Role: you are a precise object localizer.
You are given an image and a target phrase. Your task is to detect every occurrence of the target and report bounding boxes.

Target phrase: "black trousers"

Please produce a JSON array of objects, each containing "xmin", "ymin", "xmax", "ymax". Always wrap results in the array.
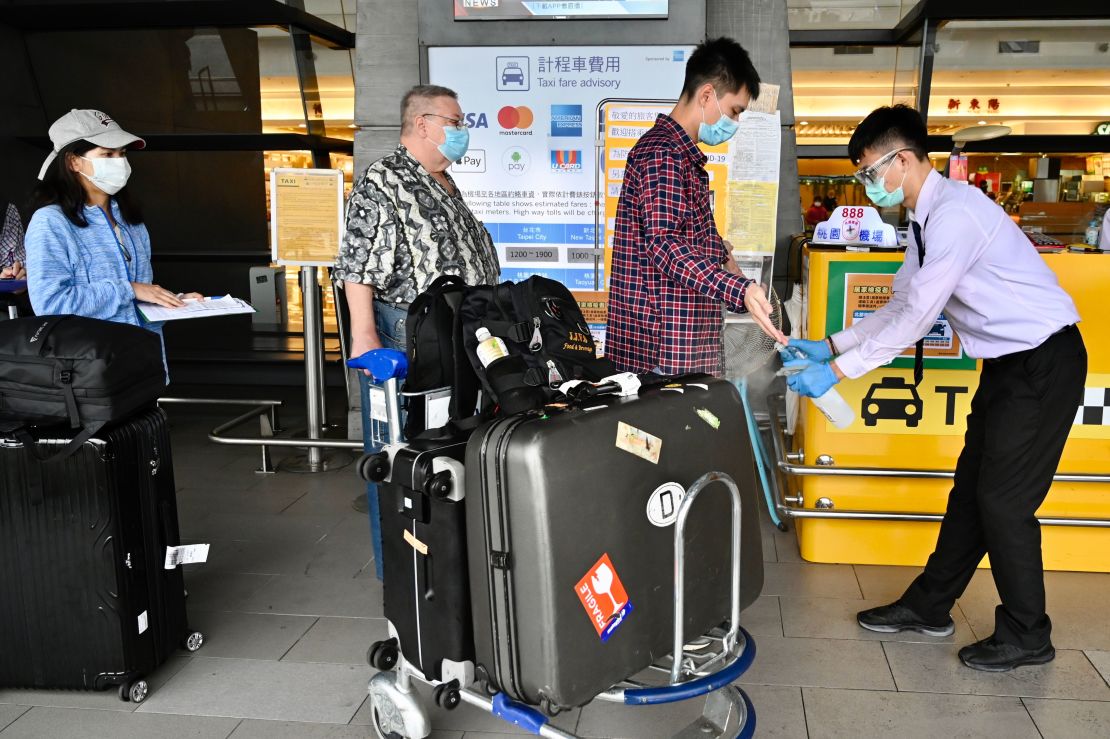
[{"xmin": 900, "ymin": 325, "xmax": 1087, "ymax": 649}]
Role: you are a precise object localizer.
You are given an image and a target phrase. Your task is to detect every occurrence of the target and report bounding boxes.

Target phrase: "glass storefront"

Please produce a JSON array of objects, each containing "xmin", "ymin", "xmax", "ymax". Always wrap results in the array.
[{"xmin": 789, "ymin": 12, "xmax": 1110, "ymax": 241}]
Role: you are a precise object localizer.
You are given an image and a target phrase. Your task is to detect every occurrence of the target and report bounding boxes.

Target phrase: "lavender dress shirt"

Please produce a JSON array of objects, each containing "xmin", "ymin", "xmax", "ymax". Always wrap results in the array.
[{"xmin": 832, "ymin": 169, "xmax": 1080, "ymax": 379}]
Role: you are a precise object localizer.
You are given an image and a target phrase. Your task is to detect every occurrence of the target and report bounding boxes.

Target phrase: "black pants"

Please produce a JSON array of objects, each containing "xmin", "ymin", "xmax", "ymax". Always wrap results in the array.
[{"xmin": 901, "ymin": 325, "xmax": 1087, "ymax": 649}]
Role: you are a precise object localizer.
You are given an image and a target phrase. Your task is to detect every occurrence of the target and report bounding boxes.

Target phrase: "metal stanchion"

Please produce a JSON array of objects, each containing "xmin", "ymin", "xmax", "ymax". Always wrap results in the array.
[
  {"xmin": 279, "ymin": 266, "xmax": 351, "ymax": 473},
  {"xmin": 316, "ymin": 269, "xmax": 329, "ymax": 430}
]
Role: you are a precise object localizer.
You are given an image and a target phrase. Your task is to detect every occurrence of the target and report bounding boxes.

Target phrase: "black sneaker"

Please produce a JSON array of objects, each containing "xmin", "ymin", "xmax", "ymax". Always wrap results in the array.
[
  {"xmin": 958, "ymin": 636, "xmax": 1055, "ymax": 672},
  {"xmin": 857, "ymin": 602, "xmax": 955, "ymax": 637}
]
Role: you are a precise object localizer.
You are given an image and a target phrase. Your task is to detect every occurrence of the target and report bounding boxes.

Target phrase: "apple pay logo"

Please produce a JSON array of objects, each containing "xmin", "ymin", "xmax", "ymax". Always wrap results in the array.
[{"xmin": 452, "ymin": 149, "xmax": 486, "ymax": 174}]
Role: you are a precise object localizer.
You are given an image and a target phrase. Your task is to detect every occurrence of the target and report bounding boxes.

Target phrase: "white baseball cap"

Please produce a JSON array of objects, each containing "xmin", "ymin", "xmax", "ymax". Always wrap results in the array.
[{"xmin": 37, "ymin": 109, "xmax": 146, "ymax": 180}]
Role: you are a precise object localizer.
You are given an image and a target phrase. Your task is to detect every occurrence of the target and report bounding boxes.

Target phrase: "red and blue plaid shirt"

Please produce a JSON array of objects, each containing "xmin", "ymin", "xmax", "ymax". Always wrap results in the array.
[{"xmin": 606, "ymin": 115, "xmax": 753, "ymax": 375}]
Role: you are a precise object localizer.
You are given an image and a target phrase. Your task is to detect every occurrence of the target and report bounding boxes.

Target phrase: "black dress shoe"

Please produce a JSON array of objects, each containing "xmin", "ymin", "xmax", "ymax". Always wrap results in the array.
[
  {"xmin": 958, "ymin": 636, "xmax": 1054, "ymax": 672},
  {"xmin": 857, "ymin": 602, "xmax": 955, "ymax": 637}
]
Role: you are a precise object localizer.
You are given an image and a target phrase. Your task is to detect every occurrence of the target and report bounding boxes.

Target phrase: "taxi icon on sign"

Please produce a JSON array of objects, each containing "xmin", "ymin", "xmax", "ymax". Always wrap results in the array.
[
  {"xmin": 862, "ymin": 376, "xmax": 924, "ymax": 428},
  {"xmin": 501, "ymin": 63, "xmax": 525, "ymax": 86}
]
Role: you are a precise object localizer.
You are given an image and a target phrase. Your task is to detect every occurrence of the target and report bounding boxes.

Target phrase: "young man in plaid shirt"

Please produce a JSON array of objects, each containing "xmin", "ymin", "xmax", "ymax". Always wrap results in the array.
[{"xmin": 607, "ymin": 38, "xmax": 784, "ymax": 375}]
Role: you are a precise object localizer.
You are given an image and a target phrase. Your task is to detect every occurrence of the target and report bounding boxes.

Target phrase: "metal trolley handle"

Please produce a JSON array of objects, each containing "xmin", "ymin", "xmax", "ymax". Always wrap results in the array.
[{"xmin": 600, "ymin": 471, "xmax": 755, "ymax": 706}]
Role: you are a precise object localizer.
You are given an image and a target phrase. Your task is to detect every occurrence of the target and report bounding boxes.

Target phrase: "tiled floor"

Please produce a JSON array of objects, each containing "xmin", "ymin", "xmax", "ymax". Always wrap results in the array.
[{"xmin": 2, "ymin": 400, "xmax": 1110, "ymax": 738}]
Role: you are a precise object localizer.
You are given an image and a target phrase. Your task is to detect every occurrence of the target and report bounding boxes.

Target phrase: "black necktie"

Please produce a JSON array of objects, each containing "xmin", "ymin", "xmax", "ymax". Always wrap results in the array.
[{"xmin": 910, "ymin": 220, "xmax": 926, "ymax": 387}]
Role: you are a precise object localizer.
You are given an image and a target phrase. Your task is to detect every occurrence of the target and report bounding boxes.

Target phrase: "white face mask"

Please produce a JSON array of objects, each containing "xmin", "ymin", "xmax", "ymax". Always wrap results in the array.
[{"xmin": 79, "ymin": 155, "xmax": 131, "ymax": 195}]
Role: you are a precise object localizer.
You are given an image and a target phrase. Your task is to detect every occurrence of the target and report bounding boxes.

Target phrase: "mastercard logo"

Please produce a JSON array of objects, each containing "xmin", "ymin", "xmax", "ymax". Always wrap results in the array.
[{"xmin": 497, "ymin": 105, "xmax": 534, "ymax": 130}]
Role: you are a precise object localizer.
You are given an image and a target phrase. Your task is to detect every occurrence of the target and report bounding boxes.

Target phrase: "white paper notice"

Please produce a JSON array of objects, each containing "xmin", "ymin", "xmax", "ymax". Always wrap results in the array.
[
  {"xmin": 137, "ymin": 610, "xmax": 149, "ymax": 635},
  {"xmin": 165, "ymin": 544, "xmax": 211, "ymax": 569},
  {"xmin": 729, "ymin": 111, "xmax": 781, "ymax": 183},
  {"xmin": 747, "ymin": 82, "xmax": 780, "ymax": 114},
  {"xmin": 137, "ymin": 295, "xmax": 255, "ymax": 323},
  {"xmin": 368, "ymin": 386, "xmax": 389, "ymax": 422}
]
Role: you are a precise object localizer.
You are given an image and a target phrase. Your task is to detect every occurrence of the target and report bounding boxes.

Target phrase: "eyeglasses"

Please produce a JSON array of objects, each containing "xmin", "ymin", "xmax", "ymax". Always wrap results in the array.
[
  {"xmin": 853, "ymin": 147, "xmax": 910, "ymax": 186},
  {"xmin": 422, "ymin": 113, "xmax": 467, "ymax": 131}
]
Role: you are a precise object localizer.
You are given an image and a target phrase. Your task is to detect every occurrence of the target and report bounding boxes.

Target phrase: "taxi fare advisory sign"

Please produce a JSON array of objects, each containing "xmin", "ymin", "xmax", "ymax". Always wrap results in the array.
[{"xmin": 270, "ymin": 168, "xmax": 344, "ymax": 267}]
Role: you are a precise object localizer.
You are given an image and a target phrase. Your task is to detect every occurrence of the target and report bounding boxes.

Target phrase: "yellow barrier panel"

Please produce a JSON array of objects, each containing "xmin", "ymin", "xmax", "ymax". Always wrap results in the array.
[{"xmin": 793, "ymin": 248, "xmax": 1110, "ymax": 571}]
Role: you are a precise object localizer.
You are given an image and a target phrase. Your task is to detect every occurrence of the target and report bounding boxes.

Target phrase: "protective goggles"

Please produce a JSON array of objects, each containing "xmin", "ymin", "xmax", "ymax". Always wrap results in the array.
[{"xmin": 853, "ymin": 147, "xmax": 910, "ymax": 186}]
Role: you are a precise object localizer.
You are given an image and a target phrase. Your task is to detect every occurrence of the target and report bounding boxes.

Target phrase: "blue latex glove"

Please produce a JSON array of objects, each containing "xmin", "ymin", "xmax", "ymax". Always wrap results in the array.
[
  {"xmin": 787, "ymin": 337, "xmax": 833, "ymax": 362},
  {"xmin": 786, "ymin": 361, "xmax": 838, "ymax": 398}
]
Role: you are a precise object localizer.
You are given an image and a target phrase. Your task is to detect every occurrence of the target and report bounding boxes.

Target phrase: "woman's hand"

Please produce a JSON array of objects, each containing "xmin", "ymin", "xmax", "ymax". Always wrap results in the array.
[
  {"xmin": 1, "ymin": 261, "xmax": 26, "ymax": 280},
  {"xmin": 132, "ymin": 282, "xmax": 185, "ymax": 307}
]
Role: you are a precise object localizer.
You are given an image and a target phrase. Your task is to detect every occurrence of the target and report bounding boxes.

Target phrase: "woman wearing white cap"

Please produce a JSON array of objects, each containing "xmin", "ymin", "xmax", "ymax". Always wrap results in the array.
[{"xmin": 24, "ymin": 109, "xmax": 199, "ymax": 368}]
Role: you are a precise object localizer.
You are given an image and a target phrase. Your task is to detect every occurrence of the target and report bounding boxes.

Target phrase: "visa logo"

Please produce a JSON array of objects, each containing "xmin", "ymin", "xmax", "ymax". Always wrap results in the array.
[{"xmin": 464, "ymin": 112, "xmax": 489, "ymax": 129}]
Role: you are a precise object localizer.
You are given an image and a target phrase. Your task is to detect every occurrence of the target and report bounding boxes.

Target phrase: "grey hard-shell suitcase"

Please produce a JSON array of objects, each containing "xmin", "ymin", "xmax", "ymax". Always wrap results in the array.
[
  {"xmin": 464, "ymin": 376, "xmax": 763, "ymax": 712},
  {"xmin": 0, "ymin": 407, "xmax": 201, "ymax": 702}
]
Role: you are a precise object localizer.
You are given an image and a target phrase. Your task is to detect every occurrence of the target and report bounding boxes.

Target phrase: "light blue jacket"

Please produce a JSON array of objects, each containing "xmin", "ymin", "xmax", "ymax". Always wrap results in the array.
[{"xmin": 25, "ymin": 200, "xmax": 166, "ymax": 364}]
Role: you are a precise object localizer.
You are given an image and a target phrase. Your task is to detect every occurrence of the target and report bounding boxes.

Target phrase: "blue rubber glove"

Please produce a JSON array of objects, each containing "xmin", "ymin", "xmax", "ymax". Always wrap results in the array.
[
  {"xmin": 787, "ymin": 337, "xmax": 833, "ymax": 362},
  {"xmin": 786, "ymin": 361, "xmax": 838, "ymax": 398}
]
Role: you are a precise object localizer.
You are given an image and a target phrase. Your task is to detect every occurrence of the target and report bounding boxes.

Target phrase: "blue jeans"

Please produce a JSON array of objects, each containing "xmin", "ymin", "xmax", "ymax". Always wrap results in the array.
[{"xmin": 358, "ymin": 300, "xmax": 408, "ymax": 580}]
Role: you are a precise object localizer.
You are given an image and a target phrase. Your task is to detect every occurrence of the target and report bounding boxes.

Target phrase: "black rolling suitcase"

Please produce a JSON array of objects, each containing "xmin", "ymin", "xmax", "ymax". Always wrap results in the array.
[
  {"xmin": 465, "ymin": 376, "xmax": 763, "ymax": 713},
  {"xmin": 369, "ymin": 430, "xmax": 475, "ymax": 684},
  {"xmin": 0, "ymin": 407, "xmax": 202, "ymax": 703}
]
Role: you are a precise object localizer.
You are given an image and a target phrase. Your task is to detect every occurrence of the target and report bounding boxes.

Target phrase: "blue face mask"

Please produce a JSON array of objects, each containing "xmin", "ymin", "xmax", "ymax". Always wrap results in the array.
[
  {"xmin": 865, "ymin": 162, "xmax": 907, "ymax": 208},
  {"xmin": 438, "ymin": 126, "xmax": 469, "ymax": 162},
  {"xmin": 697, "ymin": 90, "xmax": 739, "ymax": 147}
]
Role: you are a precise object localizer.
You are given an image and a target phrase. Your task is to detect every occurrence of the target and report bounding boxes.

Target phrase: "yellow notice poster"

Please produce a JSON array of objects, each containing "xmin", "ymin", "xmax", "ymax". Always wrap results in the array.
[
  {"xmin": 271, "ymin": 168, "xmax": 344, "ymax": 266},
  {"xmin": 843, "ymin": 272, "xmax": 964, "ymax": 359},
  {"xmin": 726, "ymin": 181, "xmax": 778, "ymax": 254}
]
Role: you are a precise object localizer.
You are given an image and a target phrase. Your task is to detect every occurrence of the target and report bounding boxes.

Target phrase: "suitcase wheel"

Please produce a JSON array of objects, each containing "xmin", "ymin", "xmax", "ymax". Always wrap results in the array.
[
  {"xmin": 358, "ymin": 452, "xmax": 391, "ymax": 482},
  {"xmin": 118, "ymin": 679, "xmax": 149, "ymax": 704},
  {"xmin": 433, "ymin": 681, "xmax": 461, "ymax": 711},
  {"xmin": 183, "ymin": 631, "xmax": 205, "ymax": 652},
  {"xmin": 367, "ymin": 638, "xmax": 399, "ymax": 671},
  {"xmin": 423, "ymin": 470, "xmax": 453, "ymax": 499}
]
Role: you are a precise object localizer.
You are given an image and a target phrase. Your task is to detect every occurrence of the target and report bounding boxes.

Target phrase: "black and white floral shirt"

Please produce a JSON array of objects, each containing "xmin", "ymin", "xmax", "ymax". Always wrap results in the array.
[
  {"xmin": 1, "ymin": 203, "xmax": 25, "ymax": 269},
  {"xmin": 334, "ymin": 145, "xmax": 500, "ymax": 304}
]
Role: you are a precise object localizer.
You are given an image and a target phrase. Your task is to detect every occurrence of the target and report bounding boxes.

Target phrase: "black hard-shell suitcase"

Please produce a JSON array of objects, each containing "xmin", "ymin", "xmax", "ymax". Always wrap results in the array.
[
  {"xmin": 465, "ymin": 376, "xmax": 763, "ymax": 712},
  {"xmin": 0, "ymin": 407, "xmax": 200, "ymax": 701},
  {"xmin": 375, "ymin": 432, "xmax": 475, "ymax": 682}
]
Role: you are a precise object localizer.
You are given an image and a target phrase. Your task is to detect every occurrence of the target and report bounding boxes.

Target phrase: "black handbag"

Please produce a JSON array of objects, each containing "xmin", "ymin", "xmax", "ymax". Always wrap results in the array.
[{"xmin": 0, "ymin": 315, "xmax": 166, "ymax": 458}]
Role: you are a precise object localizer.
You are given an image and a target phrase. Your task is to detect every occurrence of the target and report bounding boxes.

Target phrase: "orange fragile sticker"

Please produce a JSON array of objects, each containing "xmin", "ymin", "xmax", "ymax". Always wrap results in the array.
[{"xmin": 574, "ymin": 553, "xmax": 634, "ymax": 642}]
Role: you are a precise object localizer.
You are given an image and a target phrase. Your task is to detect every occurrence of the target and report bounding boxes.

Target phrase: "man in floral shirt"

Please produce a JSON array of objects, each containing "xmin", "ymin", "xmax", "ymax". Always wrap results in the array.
[{"xmin": 335, "ymin": 84, "xmax": 498, "ymax": 577}]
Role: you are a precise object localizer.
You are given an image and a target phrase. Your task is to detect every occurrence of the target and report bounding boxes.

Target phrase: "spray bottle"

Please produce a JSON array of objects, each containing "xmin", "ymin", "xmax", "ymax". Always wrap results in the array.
[{"xmin": 776, "ymin": 344, "xmax": 856, "ymax": 429}]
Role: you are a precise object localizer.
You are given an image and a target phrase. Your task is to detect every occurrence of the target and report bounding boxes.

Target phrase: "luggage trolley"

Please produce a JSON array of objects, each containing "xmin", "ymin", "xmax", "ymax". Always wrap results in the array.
[{"xmin": 353, "ymin": 350, "xmax": 757, "ymax": 739}]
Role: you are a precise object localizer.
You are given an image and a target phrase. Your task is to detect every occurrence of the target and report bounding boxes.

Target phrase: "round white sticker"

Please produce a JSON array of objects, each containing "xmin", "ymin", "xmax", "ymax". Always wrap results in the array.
[{"xmin": 646, "ymin": 482, "xmax": 686, "ymax": 527}]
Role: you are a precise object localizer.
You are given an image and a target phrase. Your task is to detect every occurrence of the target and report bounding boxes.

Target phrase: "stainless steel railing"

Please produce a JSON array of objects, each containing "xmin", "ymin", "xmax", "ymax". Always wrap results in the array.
[
  {"xmin": 158, "ymin": 396, "xmax": 361, "ymax": 474},
  {"xmin": 765, "ymin": 393, "xmax": 1110, "ymax": 528}
]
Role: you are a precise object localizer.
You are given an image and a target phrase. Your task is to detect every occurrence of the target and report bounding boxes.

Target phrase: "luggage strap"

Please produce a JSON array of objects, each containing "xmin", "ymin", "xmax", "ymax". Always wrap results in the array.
[
  {"xmin": 59, "ymin": 368, "xmax": 80, "ymax": 428},
  {"xmin": 13, "ymin": 421, "xmax": 105, "ymax": 466}
]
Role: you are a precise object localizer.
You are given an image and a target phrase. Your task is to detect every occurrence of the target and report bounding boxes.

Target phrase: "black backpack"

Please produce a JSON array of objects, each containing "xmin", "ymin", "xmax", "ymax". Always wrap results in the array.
[
  {"xmin": 403, "ymin": 275, "xmax": 484, "ymax": 437},
  {"xmin": 457, "ymin": 276, "xmax": 615, "ymax": 416},
  {"xmin": 403, "ymin": 276, "xmax": 616, "ymax": 428},
  {"xmin": 0, "ymin": 315, "xmax": 167, "ymax": 458}
]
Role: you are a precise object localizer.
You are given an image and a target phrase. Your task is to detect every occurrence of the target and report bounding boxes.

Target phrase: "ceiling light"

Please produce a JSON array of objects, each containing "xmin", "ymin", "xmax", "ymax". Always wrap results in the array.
[
  {"xmin": 977, "ymin": 120, "xmax": 987, "ymax": 125},
  {"xmin": 799, "ymin": 120, "xmax": 809, "ymax": 125}
]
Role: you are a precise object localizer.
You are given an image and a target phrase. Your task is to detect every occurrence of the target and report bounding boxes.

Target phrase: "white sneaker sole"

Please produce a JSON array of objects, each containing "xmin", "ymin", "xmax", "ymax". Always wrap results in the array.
[{"xmin": 857, "ymin": 618, "xmax": 954, "ymax": 637}]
